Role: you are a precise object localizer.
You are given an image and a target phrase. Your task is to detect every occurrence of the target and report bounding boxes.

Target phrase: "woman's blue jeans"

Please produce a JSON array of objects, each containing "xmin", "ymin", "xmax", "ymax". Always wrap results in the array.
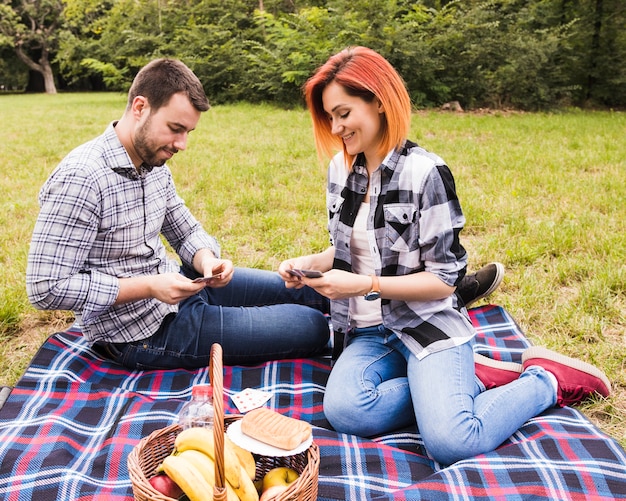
[
  {"xmin": 107, "ymin": 267, "xmax": 330, "ymax": 369},
  {"xmin": 323, "ymin": 325, "xmax": 557, "ymax": 465}
]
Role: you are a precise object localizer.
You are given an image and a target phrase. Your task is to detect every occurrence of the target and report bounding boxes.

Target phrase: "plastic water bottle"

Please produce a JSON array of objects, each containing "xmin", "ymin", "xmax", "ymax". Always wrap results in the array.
[{"xmin": 178, "ymin": 384, "xmax": 214, "ymax": 430}]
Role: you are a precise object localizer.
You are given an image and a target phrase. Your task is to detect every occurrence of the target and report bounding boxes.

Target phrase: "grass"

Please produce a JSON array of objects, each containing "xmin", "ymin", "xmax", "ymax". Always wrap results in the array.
[{"xmin": 1, "ymin": 94, "xmax": 624, "ymax": 447}]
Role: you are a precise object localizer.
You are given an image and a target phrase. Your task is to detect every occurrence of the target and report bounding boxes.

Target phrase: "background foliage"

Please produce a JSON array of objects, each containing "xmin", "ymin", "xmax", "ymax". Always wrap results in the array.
[{"xmin": 1, "ymin": 0, "xmax": 625, "ymax": 110}]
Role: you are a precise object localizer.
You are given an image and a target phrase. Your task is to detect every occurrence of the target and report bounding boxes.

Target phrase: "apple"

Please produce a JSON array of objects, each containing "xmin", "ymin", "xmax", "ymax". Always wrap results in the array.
[
  {"xmin": 261, "ymin": 466, "xmax": 300, "ymax": 494},
  {"xmin": 149, "ymin": 473, "xmax": 184, "ymax": 499},
  {"xmin": 260, "ymin": 484, "xmax": 288, "ymax": 501}
]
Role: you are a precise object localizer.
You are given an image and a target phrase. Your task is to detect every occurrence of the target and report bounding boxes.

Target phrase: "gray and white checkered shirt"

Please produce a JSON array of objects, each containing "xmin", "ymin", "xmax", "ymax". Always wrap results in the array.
[
  {"xmin": 327, "ymin": 140, "xmax": 475, "ymax": 359},
  {"xmin": 26, "ymin": 123, "xmax": 220, "ymax": 344}
]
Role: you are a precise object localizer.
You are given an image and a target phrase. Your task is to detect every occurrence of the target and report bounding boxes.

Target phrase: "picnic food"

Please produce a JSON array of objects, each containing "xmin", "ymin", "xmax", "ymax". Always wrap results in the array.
[
  {"xmin": 226, "ymin": 433, "xmax": 257, "ymax": 480},
  {"xmin": 262, "ymin": 466, "xmax": 299, "ymax": 491},
  {"xmin": 260, "ymin": 485, "xmax": 289, "ymax": 501},
  {"xmin": 148, "ymin": 472, "xmax": 183, "ymax": 498},
  {"xmin": 177, "ymin": 449, "xmax": 239, "ymax": 501},
  {"xmin": 162, "ymin": 454, "xmax": 213, "ymax": 501},
  {"xmin": 258, "ymin": 467, "xmax": 300, "ymax": 500},
  {"xmin": 241, "ymin": 408, "xmax": 312, "ymax": 450},
  {"xmin": 156, "ymin": 426, "xmax": 259, "ymax": 501}
]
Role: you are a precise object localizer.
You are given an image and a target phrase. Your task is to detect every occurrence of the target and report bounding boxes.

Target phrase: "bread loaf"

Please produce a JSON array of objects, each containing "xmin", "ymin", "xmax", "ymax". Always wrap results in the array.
[{"xmin": 240, "ymin": 408, "xmax": 312, "ymax": 450}]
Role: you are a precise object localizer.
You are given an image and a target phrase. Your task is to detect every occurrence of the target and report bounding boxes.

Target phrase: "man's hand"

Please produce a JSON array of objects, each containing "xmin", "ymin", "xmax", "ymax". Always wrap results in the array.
[
  {"xmin": 195, "ymin": 259, "xmax": 234, "ymax": 288},
  {"xmin": 193, "ymin": 249, "xmax": 234, "ymax": 289},
  {"xmin": 115, "ymin": 272, "xmax": 207, "ymax": 305},
  {"xmin": 150, "ymin": 272, "xmax": 209, "ymax": 304}
]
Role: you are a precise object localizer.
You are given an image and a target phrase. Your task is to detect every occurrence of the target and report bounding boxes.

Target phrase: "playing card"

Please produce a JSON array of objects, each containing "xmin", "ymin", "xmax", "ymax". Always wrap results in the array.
[
  {"xmin": 231, "ymin": 388, "xmax": 272, "ymax": 413},
  {"xmin": 286, "ymin": 269, "xmax": 323, "ymax": 278},
  {"xmin": 192, "ymin": 273, "xmax": 221, "ymax": 284}
]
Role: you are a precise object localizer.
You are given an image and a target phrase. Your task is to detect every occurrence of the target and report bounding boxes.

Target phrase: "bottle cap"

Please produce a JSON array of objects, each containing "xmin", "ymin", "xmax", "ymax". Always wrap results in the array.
[{"xmin": 191, "ymin": 384, "xmax": 213, "ymax": 399}]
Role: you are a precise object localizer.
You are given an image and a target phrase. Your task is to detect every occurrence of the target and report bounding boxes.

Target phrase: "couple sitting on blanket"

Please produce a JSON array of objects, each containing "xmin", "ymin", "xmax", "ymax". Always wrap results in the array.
[{"xmin": 26, "ymin": 52, "xmax": 610, "ymax": 466}]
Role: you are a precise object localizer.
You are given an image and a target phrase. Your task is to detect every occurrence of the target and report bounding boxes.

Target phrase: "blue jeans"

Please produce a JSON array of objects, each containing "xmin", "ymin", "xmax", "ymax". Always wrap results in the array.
[
  {"xmin": 323, "ymin": 325, "xmax": 557, "ymax": 465},
  {"xmin": 105, "ymin": 267, "xmax": 330, "ymax": 370}
]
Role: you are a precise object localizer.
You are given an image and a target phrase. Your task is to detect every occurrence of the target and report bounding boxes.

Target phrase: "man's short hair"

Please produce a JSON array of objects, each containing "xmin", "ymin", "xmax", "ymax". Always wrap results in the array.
[{"xmin": 127, "ymin": 59, "xmax": 210, "ymax": 112}]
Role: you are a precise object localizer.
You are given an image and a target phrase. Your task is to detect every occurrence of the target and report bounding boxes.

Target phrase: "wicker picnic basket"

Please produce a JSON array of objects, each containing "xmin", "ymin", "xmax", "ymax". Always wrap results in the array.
[{"xmin": 127, "ymin": 343, "xmax": 320, "ymax": 501}]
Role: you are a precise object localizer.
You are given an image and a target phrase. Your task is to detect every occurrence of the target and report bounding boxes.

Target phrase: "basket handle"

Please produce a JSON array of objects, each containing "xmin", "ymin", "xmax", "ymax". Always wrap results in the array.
[{"xmin": 210, "ymin": 343, "xmax": 228, "ymax": 501}]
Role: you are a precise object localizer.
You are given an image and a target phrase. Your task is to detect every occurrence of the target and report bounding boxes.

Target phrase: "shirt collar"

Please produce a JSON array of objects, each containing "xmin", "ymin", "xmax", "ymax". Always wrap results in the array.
[
  {"xmin": 351, "ymin": 142, "xmax": 407, "ymax": 179},
  {"xmin": 104, "ymin": 122, "xmax": 156, "ymax": 180}
]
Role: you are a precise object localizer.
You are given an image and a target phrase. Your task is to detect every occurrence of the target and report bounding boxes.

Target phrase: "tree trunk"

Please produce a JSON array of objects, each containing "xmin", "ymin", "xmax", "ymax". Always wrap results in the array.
[
  {"xmin": 41, "ymin": 61, "xmax": 57, "ymax": 94},
  {"xmin": 15, "ymin": 46, "xmax": 57, "ymax": 94},
  {"xmin": 586, "ymin": 0, "xmax": 604, "ymax": 101}
]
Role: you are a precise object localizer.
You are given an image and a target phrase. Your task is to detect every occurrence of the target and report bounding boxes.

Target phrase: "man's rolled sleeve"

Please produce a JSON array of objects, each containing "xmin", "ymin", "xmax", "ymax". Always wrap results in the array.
[
  {"xmin": 76, "ymin": 270, "xmax": 120, "ymax": 324},
  {"xmin": 178, "ymin": 233, "xmax": 221, "ymax": 268}
]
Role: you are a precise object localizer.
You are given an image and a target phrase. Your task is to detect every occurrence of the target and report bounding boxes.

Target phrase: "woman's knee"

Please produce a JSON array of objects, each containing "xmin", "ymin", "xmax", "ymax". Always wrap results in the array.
[
  {"xmin": 420, "ymin": 422, "xmax": 482, "ymax": 465},
  {"xmin": 323, "ymin": 388, "xmax": 376, "ymax": 435}
]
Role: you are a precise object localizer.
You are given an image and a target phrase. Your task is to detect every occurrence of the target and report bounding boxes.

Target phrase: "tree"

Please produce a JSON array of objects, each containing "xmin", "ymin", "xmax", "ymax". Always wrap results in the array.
[{"xmin": 0, "ymin": 0, "xmax": 64, "ymax": 93}]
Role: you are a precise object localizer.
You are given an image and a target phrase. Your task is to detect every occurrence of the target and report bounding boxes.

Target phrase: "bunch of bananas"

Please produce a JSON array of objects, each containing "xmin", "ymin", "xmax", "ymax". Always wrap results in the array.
[{"xmin": 157, "ymin": 426, "xmax": 259, "ymax": 501}]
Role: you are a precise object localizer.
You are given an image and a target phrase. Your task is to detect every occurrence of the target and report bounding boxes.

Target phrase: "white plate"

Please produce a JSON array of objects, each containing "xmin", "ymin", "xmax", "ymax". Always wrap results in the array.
[{"xmin": 226, "ymin": 420, "xmax": 313, "ymax": 457}]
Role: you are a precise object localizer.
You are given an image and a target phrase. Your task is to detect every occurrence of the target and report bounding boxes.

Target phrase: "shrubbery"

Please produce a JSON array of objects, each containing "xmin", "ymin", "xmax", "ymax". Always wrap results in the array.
[{"xmin": 3, "ymin": 0, "xmax": 625, "ymax": 110}]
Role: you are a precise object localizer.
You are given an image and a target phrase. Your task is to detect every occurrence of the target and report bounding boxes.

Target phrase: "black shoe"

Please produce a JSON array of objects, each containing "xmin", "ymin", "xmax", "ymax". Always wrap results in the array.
[{"xmin": 457, "ymin": 262, "xmax": 504, "ymax": 308}]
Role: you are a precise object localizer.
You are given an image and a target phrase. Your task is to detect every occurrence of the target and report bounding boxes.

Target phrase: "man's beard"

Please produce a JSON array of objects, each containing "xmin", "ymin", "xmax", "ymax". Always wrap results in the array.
[{"xmin": 134, "ymin": 116, "xmax": 168, "ymax": 167}]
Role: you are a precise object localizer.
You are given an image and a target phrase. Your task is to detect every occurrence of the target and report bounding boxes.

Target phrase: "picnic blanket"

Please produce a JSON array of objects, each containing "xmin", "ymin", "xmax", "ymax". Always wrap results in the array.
[{"xmin": 1, "ymin": 304, "xmax": 625, "ymax": 500}]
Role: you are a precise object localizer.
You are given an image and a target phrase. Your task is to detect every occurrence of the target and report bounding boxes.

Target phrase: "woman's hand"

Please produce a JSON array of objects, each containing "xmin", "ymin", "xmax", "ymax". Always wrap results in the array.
[
  {"xmin": 279, "ymin": 246, "xmax": 336, "ymax": 289},
  {"xmin": 302, "ymin": 269, "xmax": 456, "ymax": 302},
  {"xmin": 278, "ymin": 258, "xmax": 313, "ymax": 289},
  {"xmin": 300, "ymin": 269, "xmax": 371, "ymax": 300}
]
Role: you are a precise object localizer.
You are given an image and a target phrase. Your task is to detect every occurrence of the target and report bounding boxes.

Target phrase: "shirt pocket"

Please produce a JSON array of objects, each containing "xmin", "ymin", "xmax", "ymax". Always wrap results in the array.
[
  {"xmin": 383, "ymin": 203, "xmax": 419, "ymax": 253},
  {"xmin": 327, "ymin": 193, "xmax": 345, "ymax": 244}
]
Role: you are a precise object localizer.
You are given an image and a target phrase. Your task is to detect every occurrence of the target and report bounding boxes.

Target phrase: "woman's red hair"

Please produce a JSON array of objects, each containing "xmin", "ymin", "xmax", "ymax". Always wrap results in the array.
[{"xmin": 304, "ymin": 46, "xmax": 412, "ymax": 168}]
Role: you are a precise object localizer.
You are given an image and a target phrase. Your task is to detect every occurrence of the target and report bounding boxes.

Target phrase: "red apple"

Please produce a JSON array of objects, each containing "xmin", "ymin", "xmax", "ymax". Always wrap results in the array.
[
  {"xmin": 149, "ymin": 473, "xmax": 184, "ymax": 499},
  {"xmin": 260, "ymin": 484, "xmax": 289, "ymax": 501}
]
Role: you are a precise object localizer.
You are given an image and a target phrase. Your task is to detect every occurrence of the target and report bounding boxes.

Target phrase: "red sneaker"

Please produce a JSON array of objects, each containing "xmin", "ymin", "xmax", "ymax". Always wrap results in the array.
[
  {"xmin": 522, "ymin": 346, "xmax": 611, "ymax": 407},
  {"xmin": 474, "ymin": 353, "xmax": 522, "ymax": 389}
]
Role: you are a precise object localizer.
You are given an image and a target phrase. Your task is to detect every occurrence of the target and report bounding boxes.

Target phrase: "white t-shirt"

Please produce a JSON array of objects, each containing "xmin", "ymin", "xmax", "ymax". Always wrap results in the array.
[{"xmin": 349, "ymin": 202, "xmax": 383, "ymax": 328}]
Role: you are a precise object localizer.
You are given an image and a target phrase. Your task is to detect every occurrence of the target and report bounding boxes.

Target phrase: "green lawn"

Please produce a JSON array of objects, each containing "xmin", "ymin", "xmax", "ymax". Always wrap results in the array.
[{"xmin": 1, "ymin": 94, "xmax": 624, "ymax": 446}]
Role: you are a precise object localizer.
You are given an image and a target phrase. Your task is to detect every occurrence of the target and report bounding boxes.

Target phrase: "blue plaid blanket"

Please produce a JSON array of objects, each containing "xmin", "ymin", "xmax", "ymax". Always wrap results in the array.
[{"xmin": 1, "ymin": 304, "xmax": 625, "ymax": 500}]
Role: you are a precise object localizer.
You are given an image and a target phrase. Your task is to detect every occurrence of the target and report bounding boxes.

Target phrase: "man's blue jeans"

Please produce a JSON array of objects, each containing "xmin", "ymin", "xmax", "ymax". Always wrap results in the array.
[
  {"xmin": 323, "ymin": 325, "xmax": 556, "ymax": 465},
  {"xmin": 106, "ymin": 267, "xmax": 330, "ymax": 369}
]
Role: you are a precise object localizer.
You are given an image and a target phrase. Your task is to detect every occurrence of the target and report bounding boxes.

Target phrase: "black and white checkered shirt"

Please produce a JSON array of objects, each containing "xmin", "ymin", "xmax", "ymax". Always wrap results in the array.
[
  {"xmin": 26, "ymin": 123, "xmax": 220, "ymax": 343},
  {"xmin": 327, "ymin": 140, "xmax": 475, "ymax": 359}
]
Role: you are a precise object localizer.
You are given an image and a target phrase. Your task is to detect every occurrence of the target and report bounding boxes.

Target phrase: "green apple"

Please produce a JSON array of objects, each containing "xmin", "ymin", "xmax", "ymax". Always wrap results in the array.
[{"xmin": 261, "ymin": 466, "xmax": 300, "ymax": 492}]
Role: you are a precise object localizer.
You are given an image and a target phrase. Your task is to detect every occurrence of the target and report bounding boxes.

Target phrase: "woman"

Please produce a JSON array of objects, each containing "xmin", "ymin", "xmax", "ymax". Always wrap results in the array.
[{"xmin": 279, "ymin": 46, "xmax": 610, "ymax": 465}]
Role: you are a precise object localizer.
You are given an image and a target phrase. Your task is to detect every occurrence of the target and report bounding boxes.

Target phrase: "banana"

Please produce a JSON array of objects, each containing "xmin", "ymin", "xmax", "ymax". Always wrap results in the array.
[
  {"xmin": 175, "ymin": 427, "xmax": 240, "ymax": 488},
  {"xmin": 225, "ymin": 434, "xmax": 256, "ymax": 480},
  {"xmin": 175, "ymin": 426, "xmax": 258, "ymax": 500},
  {"xmin": 227, "ymin": 464, "xmax": 259, "ymax": 501},
  {"xmin": 161, "ymin": 454, "xmax": 213, "ymax": 501},
  {"xmin": 178, "ymin": 450, "xmax": 239, "ymax": 501}
]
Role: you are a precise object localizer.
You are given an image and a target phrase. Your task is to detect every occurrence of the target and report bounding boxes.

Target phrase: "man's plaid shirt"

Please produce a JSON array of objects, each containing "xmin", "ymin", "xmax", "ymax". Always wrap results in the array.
[
  {"xmin": 327, "ymin": 140, "xmax": 476, "ymax": 359},
  {"xmin": 26, "ymin": 123, "xmax": 220, "ymax": 344}
]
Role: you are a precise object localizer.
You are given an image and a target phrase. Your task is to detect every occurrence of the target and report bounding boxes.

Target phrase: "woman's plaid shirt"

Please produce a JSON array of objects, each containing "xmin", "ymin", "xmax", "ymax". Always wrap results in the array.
[{"xmin": 327, "ymin": 140, "xmax": 475, "ymax": 359}]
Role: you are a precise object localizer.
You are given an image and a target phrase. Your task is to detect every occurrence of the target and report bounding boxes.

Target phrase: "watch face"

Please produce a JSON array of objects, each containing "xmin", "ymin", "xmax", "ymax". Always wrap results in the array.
[{"xmin": 364, "ymin": 291, "xmax": 381, "ymax": 301}]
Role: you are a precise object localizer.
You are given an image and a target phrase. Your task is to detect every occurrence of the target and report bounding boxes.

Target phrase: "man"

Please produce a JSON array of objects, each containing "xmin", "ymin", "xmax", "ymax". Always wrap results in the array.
[
  {"xmin": 26, "ymin": 58, "xmax": 502, "ymax": 371},
  {"xmin": 26, "ymin": 59, "xmax": 331, "ymax": 369}
]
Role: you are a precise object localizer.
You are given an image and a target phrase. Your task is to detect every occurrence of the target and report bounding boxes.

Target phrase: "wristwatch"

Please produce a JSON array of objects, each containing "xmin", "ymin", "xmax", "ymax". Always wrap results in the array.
[{"xmin": 364, "ymin": 275, "xmax": 381, "ymax": 301}]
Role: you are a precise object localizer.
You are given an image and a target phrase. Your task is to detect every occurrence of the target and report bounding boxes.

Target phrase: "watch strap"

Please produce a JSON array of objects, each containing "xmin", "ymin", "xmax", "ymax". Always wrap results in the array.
[{"xmin": 369, "ymin": 274, "xmax": 381, "ymax": 294}]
